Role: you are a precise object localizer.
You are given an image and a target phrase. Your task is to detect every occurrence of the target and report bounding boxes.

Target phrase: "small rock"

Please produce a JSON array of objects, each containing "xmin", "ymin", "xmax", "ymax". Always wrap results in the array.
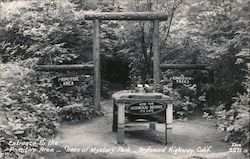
[{"xmin": 14, "ymin": 130, "xmax": 25, "ymax": 135}]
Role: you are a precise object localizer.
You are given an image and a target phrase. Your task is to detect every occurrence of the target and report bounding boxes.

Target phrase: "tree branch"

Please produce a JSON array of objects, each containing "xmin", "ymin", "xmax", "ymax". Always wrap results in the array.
[{"xmin": 164, "ymin": 0, "xmax": 183, "ymax": 43}]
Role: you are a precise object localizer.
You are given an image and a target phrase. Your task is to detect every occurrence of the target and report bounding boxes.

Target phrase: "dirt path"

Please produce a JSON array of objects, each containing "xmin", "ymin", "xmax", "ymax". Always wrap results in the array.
[{"xmin": 54, "ymin": 100, "xmax": 245, "ymax": 159}]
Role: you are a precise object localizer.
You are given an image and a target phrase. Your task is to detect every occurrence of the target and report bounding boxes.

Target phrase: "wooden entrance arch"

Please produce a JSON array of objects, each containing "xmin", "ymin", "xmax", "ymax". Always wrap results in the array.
[{"xmin": 37, "ymin": 12, "xmax": 168, "ymax": 113}]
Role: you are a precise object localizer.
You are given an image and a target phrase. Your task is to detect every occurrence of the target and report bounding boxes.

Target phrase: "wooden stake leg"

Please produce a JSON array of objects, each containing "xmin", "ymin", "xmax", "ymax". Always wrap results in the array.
[
  {"xmin": 165, "ymin": 103, "xmax": 173, "ymax": 144},
  {"xmin": 150, "ymin": 122, "xmax": 156, "ymax": 130},
  {"xmin": 112, "ymin": 100, "xmax": 118, "ymax": 132},
  {"xmin": 117, "ymin": 103, "xmax": 125, "ymax": 144}
]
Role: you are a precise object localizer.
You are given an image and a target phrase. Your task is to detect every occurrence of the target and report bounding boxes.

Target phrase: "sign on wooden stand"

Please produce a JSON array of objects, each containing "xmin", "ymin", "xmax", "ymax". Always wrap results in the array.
[{"xmin": 112, "ymin": 90, "xmax": 173, "ymax": 145}]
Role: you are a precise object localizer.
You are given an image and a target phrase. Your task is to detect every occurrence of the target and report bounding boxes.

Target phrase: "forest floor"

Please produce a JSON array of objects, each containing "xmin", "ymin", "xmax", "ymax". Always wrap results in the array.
[{"xmin": 53, "ymin": 100, "xmax": 246, "ymax": 159}]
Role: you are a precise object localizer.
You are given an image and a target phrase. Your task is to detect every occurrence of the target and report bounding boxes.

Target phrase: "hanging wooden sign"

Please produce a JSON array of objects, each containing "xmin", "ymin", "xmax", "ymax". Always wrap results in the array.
[
  {"xmin": 57, "ymin": 76, "xmax": 80, "ymax": 86},
  {"xmin": 171, "ymin": 75, "xmax": 195, "ymax": 85}
]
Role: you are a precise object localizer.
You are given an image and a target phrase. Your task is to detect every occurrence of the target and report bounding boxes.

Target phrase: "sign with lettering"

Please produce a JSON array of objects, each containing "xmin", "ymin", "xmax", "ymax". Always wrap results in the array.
[
  {"xmin": 171, "ymin": 75, "xmax": 194, "ymax": 84},
  {"xmin": 127, "ymin": 101, "xmax": 166, "ymax": 115},
  {"xmin": 58, "ymin": 77, "xmax": 80, "ymax": 86}
]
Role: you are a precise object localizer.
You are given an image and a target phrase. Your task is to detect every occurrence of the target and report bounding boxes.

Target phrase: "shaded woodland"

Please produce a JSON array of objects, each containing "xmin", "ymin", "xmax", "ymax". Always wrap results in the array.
[{"xmin": 0, "ymin": 0, "xmax": 249, "ymax": 158}]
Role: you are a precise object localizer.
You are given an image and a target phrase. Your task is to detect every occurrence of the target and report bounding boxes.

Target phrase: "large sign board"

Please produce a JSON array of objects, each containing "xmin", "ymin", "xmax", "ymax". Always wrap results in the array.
[{"xmin": 127, "ymin": 101, "xmax": 166, "ymax": 115}]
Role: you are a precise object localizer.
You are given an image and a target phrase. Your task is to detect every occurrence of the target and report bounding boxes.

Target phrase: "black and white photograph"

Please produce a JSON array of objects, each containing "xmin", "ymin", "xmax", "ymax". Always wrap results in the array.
[{"xmin": 0, "ymin": 0, "xmax": 249, "ymax": 159}]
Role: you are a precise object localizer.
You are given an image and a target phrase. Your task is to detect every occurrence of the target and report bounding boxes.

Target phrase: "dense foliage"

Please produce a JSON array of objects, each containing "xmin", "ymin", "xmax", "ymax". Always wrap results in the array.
[
  {"xmin": 0, "ymin": 64, "xmax": 61, "ymax": 158},
  {"xmin": 0, "ymin": 1, "xmax": 93, "ymax": 64},
  {"xmin": 178, "ymin": 0, "xmax": 249, "ymax": 149}
]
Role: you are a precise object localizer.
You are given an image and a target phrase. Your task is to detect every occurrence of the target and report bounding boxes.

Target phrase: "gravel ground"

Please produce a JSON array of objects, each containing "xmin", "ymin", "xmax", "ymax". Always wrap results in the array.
[{"xmin": 53, "ymin": 100, "xmax": 246, "ymax": 159}]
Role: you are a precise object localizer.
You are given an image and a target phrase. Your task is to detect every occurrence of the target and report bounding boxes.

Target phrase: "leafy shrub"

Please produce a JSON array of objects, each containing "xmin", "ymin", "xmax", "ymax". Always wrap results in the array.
[
  {"xmin": 0, "ymin": 63, "xmax": 100, "ymax": 158},
  {"xmin": 155, "ymin": 74, "xmax": 207, "ymax": 119},
  {"xmin": 215, "ymin": 73, "xmax": 250, "ymax": 151},
  {"xmin": 0, "ymin": 1, "xmax": 93, "ymax": 64},
  {"xmin": 216, "ymin": 93, "xmax": 250, "ymax": 149},
  {"xmin": 0, "ymin": 64, "xmax": 61, "ymax": 158}
]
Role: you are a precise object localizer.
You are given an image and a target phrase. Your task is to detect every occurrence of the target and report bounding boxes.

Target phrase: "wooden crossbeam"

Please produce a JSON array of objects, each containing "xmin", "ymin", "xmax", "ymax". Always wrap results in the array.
[
  {"xmin": 36, "ymin": 64, "xmax": 94, "ymax": 71},
  {"xmin": 160, "ymin": 64, "xmax": 210, "ymax": 70},
  {"xmin": 83, "ymin": 12, "xmax": 168, "ymax": 21}
]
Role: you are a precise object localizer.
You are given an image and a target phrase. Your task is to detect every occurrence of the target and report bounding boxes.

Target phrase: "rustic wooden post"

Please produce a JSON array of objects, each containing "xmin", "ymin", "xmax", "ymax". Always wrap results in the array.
[
  {"xmin": 208, "ymin": 68, "xmax": 214, "ymax": 84},
  {"xmin": 207, "ymin": 68, "xmax": 214, "ymax": 107},
  {"xmin": 166, "ymin": 103, "xmax": 173, "ymax": 144},
  {"xmin": 117, "ymin": 103, "xmax": 125, "ymax": 144},
  {"xmin": 149, "ymin": 122, "xmax": 156, "ymax": 130},
  {"xmin": 93, "ymin": 19, "xmax": 101, "ymax": 113},
  {"xmin": 153, "ymin": 20, "xmax": 160, "ymax": 84},
  {"xmin": 112, "ymin": 100, "xmax": 118, "ymax": 132}
]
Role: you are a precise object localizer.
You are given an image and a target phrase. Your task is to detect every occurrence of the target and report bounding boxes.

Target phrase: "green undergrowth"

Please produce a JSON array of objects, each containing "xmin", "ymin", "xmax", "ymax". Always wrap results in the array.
[{"xmin": 0, "ymin": 63, "xmax": 98, "ymax": 158}]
